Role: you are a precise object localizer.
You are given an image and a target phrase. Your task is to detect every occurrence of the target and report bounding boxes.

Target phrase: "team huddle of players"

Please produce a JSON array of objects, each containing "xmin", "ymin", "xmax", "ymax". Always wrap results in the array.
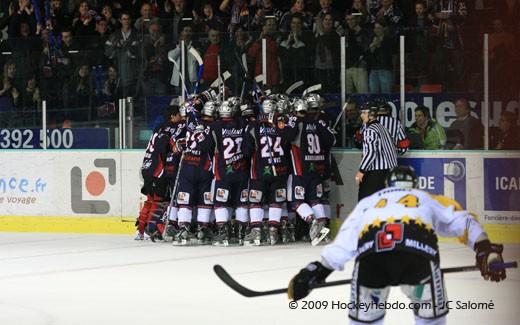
[{"xmin": 136, "ymin": 87, "xmax": 336, "ymax": 246}]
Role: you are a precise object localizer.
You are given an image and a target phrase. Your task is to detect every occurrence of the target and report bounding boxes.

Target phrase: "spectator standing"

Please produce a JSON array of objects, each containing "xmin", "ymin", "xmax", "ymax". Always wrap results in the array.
[
  {"xmin": 101, "ymin": 4, "xmax": 119, "ymax": 33},
  {"xmin": 406, "ymin": 0, "xmax": 433, "ymax": 88},
  {"xmin": 279, "ymin": 14, "xmax": 312, "ymax": 89},
  {"xmin": 312, "ymin": 0, "xmax": 340, "ymax": 37},
  {"xmin": 161, "ymin": 0, "xmax": 192, "ymax": 47},
  {"xmin": 448, "ymin": 98, "xmax": 484, "ymax": 149},
  {"xmin": 105, "ymin": 12, "xmax": 140, "ymax": 98},
  {"xmin": 367, "ymin": 21, "xmax": 394, "ymax": 93},
  {"xmin": 63, "ymin": 63, "xmax": 93, "ymax": 122},
  {"xmin": 200, "ymin": 27, "xmax": 224, "ymax": 87},
  {"xmin": 9, "ymin": 0, "xmax": 37, "ymax": 38},
  {"xmin": 350, "ymin": 0, "xmax": 370, "ymax": 26},
  {"xmin": 223, "ymin": 26, "xmax": 252, "ymax": 96},
  {"xmin": 247, "ymin": 16, "xmax": 281, "ymax": 89},
  {"xmin": 313, "ymin": 13, "xmax": 339, "ymax": 93},
  {"xmin": 135, "ymin": 2, "xmax": 160, "ymax": 34},
  {"xmin": 167, "ymin": 22, "xmax": 199, "ymax": 95},
  {"xmin": 344, "ymin": 99, "xmax": 363, "ymax": 148},
  {"xmin": 218, "ymin": 0, "xmax": 251, "ymax": 34},
  {"xmin": 344, "ymin": 11, "xmax": 370, "ymax": 94},
  {"xmin": 494, "ymin": 111, "xmax": 520, "ymax": 150},
  {"xmin": 372, "ymin": 0, "xmax": 404, "ymax": 35},
  {"xmin": 142, "ymin": 21, "xmax": 169, "ymax": 96},
  {"xmin": 407, "ymin": 105, "xmax": 447, "ymax": 149},
  {"xmin": 71, "ymin": 1, "xmax": 96, "ymax": 36},
  {"xmin": 279, "ymin": 0, "xmax": 313, "ymax": 33}
]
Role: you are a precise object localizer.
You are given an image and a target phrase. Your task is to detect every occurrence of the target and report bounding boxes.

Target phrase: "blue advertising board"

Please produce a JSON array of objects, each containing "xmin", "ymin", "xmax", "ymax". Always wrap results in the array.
[
  {"xmin": 0, "ymin": 128, "xmax": 109, "ymax": 149},
  {"xmin": 398, "ymin": 157, "xmax": 467, "ymax": 208},
  {"xmin": 484, "ymin": 158, "xmax": 520, "ymax": 212}
]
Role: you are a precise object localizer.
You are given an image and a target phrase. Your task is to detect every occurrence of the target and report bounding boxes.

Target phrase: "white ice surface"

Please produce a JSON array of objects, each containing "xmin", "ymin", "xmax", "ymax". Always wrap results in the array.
[{"xmin": 0, "ymin": 233, "xmax": 518, "ymax": 325}]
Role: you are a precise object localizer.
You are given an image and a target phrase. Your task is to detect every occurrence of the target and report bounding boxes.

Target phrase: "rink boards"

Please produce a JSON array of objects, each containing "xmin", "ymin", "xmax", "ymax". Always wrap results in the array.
[{"xmin": 0, "ymin": 149, "xmax": 519, "ymax": 243}]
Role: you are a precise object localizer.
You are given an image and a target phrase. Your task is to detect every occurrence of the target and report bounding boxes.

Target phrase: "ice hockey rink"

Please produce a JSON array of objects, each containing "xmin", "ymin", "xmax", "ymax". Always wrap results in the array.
[{"xmin": 0, "ymin": 233, "xmax": 518, "ymax": 325}]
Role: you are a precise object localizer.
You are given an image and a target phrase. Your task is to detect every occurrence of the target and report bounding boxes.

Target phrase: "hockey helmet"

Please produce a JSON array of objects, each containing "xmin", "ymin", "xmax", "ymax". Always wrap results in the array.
[
  {"xmin": 262, "ymin": 99, "xmax": 277, "ymax": 114},
  {"xmin": 375, "ymin": 98, "xmax": 392, "ymax": 115},
  {"xmin": 385, "ymin": 165, "xmax": 419, "ymax": 189},
  {"xmin": 359, "ymin": 101, "xmax": 378, "ymax": 120},
  {"xmin": 179, "ymin": 102, "xmax": 188, "ymax": 118},
  {"xmin": 303, "ymin": 93, "xmax": 323, "ymax": 110},
  {"xmin": 219, "ymin": 100, "xmax": 236, "ymax": 118},
  {"xmin": 293, "ymin": 99, "xmax": 308, "ymax": 113},
  {"xmin": 202, "ymin": 101, "xmax": 219, "ymax": 117}
]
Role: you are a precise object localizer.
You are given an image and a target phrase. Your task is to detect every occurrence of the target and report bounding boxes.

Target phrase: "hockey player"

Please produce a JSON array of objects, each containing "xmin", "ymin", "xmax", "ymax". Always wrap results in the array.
[
  {"xmin": 288, "ymin": 165, "xmax": 507, "ymax": 325},
  {"xmin": 209, "ymin": 98, "xmax": 250, "ymax": 246},
  {"xmin": 136, "ymin": 105, "xmax": 183, "ymax": 240},
  {"xmin": 288, "ymin": 97, "xmax": 336, "ymax": 245},
  {"xmin": 242, "ymin": 98, "xmax": 296, "ymax": 245},
  {"xmin": 174, "ymin": 101, "xmax": 217, "ymax": 245}
]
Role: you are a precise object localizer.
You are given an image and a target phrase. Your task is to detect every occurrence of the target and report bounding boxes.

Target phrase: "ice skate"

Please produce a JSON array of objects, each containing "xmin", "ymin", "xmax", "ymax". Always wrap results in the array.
[
  {"xmin": 268, "ymin": 226, "xmax": 279, "ymax": 246},
  {"xmin": 196, "ymin": 224, "xmax": 214, "ymax": 245},
  {"xmin": 244, "ymin": 227, "xmax": 262, "ymax": 246},
  {"xmin": 309, "ymin": 219, "xmax": 330, "ymax": 246},
  {"xmin": 173, "ymin": 224, "xmax": 195, "ymax": 246},
  {"xmin": 213, "ymin": 223, "xmax": 230, "ymax": 246}
]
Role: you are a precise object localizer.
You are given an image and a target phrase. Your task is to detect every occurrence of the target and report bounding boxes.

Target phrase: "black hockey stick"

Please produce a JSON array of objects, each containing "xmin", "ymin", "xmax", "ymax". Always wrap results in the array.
[{"xmin": 214, "ymin": 261, "xmax": 518, "ymax": 298}]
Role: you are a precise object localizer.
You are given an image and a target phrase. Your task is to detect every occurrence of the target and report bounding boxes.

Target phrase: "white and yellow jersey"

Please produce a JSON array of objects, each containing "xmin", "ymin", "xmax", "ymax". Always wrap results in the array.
[{"xmin": 322, "ymin": 187, "xmax": 487, "ymax": 271}]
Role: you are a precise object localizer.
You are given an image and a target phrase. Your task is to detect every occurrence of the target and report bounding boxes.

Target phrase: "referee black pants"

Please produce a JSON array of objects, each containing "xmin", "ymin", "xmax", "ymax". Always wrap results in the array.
[{"xmin": 358, "ymin": 169, "xmax": 390, "ymax": 201}]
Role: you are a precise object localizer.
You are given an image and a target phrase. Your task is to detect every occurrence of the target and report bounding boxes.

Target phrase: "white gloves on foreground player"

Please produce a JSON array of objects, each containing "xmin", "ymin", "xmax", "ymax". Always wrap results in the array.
[
  {"xmin": 474, "ymin": 239, "xmax": 507, "ymax": 282},
  {"xmin": 288, "ymin": 261, "xmax": 333, "ymax": 301}
]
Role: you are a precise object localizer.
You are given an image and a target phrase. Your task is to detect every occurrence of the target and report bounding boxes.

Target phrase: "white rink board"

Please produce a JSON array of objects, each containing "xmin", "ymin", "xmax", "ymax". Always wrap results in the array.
[{"xmin": 1, "ymin": 150, "xmax": 519, "ymax": 226}]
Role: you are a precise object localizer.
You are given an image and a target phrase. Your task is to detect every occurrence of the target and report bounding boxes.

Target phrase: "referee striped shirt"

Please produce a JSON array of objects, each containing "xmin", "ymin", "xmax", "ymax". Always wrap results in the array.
[
  {"xmin": 359, "ymin": 120, "xmax": 398, "ymax": 172},
  {"xmin": 377, "ymin": 115, "xmax": 408, "ymax": 155}
]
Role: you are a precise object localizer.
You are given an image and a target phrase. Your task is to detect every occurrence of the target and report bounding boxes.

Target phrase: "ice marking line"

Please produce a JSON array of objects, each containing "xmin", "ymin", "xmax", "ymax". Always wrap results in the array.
[{"xmin": 0, "ymin": 247, "xmax": 277, "ymax": 280}]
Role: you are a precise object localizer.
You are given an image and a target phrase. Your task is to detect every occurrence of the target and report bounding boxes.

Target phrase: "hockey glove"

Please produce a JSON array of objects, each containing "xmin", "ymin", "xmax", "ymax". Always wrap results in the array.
[
  {"xmin": 288, "ymin": 261, "xmax": 333, "ymax": 301},
  {"xmin": 474, "ymin": 240, "xmax": 506, "ymax": 282}
]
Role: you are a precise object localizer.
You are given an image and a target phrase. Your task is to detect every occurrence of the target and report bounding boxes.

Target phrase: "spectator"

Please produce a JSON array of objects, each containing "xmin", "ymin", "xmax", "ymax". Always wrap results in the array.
[
  {"xmin": 405, "ymin": 0, "xmax": 433, "ymax": 88},
  {"xmin": 142, "ymin": 22, "xmax": 169, "ymax": 96},
  {"xmin": 447, "ymin": 98, "xmax": 484, "ymax": 149},
  {"xmin": 344, "ymin": 11, "xmax": 370, "ymax": 94},
  {"xmin": 489, "ymin": 18, "xmax": 518, "ymax": 98},
  {"xmin": 430, "ymin": 0, "xmax": 467, "ymax": 91},
  {"xmin": 63, "ymin": 63, "xmax": 93, "ymax": 122},
  {"xmin": 59, "ymin": 28, "xmax": 82, "ymax": 80},
  {"xmin": 372, "ymin": 0, "xmax": 404, "ymax": 34},
  {"xmin": 279, "ymin": 14, "xmax": 313, "ymax": 89},
  {"xmin": 87, "ymin": 18, "xmax": 111, "ymax": 68},
  {"xmin": 48, "ymin": 0, "xmax": 72, "ymax": 33},
  {"xmin": 219, "ymin": 0, "xmax": 252, "ymax": 34},
  {"xmin": 247, "ymin": 16, "xmax": 281, "ymax": 89},
  {"xmin": 105, "ymin": 12, "xmax": 140, "ymax": 98},
  {"xmin": 20, "ymin": 74, "xmax": 41, "ymax": 126},
  {"xmin": 167, "ymin": 22, "xmax": 199, "ymax": 95},
  {"xmin": 494, "ymin": 111, "xmax": 520, "ymax": 150},
  {"xmin": 101, "ymin": 4, "xmax": 119, "ymax": 33},
  {"xmin": 71, "ymin": 1, "xmax": 96, "ymax": 36},
  {"xmin": 103, "ymin": 65, "xmax": 122, "ymax": 103},
  {"xmin": 10, "ymin": 21, "xmax": 40, "ymax": 85},
  {"xmin": 135, "ymin": 2, "xmax": 160, "ymax": 34},
  {"xmin": 0, "ymin": 61, "xmax": 21, "ymax": 107},
  {"xmin": 407, "ymin": 105, "xmax": 446, "ymax": 149},
  {"xmin": 223, "ymin": 25, "xmax": 252, "ymax": 96},
  {"xmin": 279, "ymin": 0, "xmax": 313, "ymax": 33},
  {"xmin": 344, "ymin": 99, "xmax": 363, "ymax": 148},
  {"xmin": 350, "ymin": 0, "xmax": 370, "ymax": 26},
  {"xmin": 251, "ymin": 0, "xmax": 284, "ymax": 31},
  {"xmin": 201, "ymin": 28, "xmax": 224, "ymax": 87},
  {"xmin": 313, "ymin": 13, "xmax": 339, "ymax": 93},
  {"xmin": 367, "ymin": 21, "xmax": 394, "ymax": 93},
  {"xmin": 197, "ymin": 2, "xmax": 226, "ymax": 34},
  {"xmin": 9, "ymin": 0, "xmax": 37, "ymax": 38},
  {"xmin": 161, "ymin": 0, "xmax": 192, "ymax": 46},
  {"xmin": 313, "ymin": 0, "xmax": 340, "ymax": 37}
]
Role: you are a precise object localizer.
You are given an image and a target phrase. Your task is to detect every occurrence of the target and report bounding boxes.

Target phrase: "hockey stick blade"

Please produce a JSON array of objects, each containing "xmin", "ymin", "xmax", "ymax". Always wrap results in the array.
[{"xmin": 214, "ymin": 262, "xmax": 517, "ymax": 298}]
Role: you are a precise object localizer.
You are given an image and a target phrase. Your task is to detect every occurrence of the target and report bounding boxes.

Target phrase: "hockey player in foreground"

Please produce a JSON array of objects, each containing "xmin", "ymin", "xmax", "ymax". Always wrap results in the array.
[{"xmin": 288, "ymin": 166, "xmax": 507, "ymax": 325}]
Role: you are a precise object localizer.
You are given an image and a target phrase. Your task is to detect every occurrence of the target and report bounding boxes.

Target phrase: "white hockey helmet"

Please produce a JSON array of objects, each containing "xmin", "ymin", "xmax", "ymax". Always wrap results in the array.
[
  {"xmin": 218, "ymin": 100, "xmax": 236, "ymax": 118},
  {"xmin": 202, "ymin": 101, "xmax": 219, "ymax": 117},
  {"xmin": 303, "ymin": 93, "xmax": 323, "ymax": 110},
  {"xmin": 293, "ymin": 99, "xmax": 308, "ymax": 113},
  {"xmin": 262, "ymin": 99, "xmax": 277, "ymax": 114}
]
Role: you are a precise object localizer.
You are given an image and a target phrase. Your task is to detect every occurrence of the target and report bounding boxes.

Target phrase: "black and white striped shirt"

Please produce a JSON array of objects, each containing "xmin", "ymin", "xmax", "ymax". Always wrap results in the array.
[
  {"xmin": 377, "ymin": 115, "xmax": 408, "ymax": 155},
  {"xmin": 359, "ymin": 120, "xmax": 398, "ymax": 172}
]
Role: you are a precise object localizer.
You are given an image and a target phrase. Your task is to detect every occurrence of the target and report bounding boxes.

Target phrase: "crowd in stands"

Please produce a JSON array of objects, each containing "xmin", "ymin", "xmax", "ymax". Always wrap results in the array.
[{"xmin": 0, "ymin": 0, "xmax": 518, "ymax": 148}]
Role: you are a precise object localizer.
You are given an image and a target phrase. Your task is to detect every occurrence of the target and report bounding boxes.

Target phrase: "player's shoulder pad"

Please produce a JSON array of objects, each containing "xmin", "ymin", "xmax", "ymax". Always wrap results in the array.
[{"xmin": 430, "ymin": 194, "xmax": 464, "ymax": 210}]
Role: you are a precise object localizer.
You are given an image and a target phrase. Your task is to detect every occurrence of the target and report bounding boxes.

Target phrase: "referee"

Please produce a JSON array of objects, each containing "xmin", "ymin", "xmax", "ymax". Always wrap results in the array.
[
  {"xmin": 356, "ymin": 103, "xmax": 398, "ymax": 201},
  {"xmin": 375, "ymin": 100, "xmax": 410, "ymax": 155}
]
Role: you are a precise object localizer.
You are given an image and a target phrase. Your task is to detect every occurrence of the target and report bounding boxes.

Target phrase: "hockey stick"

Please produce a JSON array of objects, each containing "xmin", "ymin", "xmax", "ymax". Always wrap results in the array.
[
  {"xmin": 189, "ymin": 47, "xmax": 204, "ymax": 94},
  {"xmin": 285, "ymin": 80, "xmax": 304, "ymax": 95},
  {"xmin": 214, "ymin": 261, "xmax": 518, "ymax": 298}
]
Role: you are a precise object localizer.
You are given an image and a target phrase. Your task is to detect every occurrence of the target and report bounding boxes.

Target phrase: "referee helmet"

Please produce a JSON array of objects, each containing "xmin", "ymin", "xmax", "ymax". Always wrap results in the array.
[
  {"xmin": 359, "ymin": 101, "xmax": 378, "ymax": 120},
  {"xmin": 385, "ymin": 165, "xmax": 419, "ymax": 189}
]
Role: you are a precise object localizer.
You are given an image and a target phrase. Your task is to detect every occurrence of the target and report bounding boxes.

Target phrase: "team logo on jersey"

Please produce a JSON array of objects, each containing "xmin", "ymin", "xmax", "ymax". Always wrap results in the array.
[
  {"xmin": 249, "ymin": 190, "xmax": 262, "ymax": 203},
  {"xmin": 294, "ymin": 186, "xmax": 305, "ymax": 200},
  {"xmin": 316, "ymin": 183, "xmax": 323, "ymax": 198},
  {"xmin": 177, "ymin": 192, "xmax": 190, "ymax": 205},
  {"xmin": 275, "ymin": 189, "xmax": 286, "ymax": 202},
  {"xmin": 216, "ymin": 188, "xmax": 229, "ymax": 202},
  {"xmin": 375, "ymin": 223, "xmax": 404, "ymax": 252},
  {"xmin": 204, "ymin": 192, "xmax": 213, "ymax": 204},
  {"xmin": 70, "ymin": 158, "xmax": 116, "ymax": 214},
  {"xmin": 240, "ymin": 189, "xmax": 249, "ymax": 203}
]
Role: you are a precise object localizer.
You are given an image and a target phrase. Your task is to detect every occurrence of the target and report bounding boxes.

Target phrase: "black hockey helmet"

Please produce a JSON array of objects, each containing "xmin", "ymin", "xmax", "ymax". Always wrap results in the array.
[
  {"xmin": 359, "ymin": 101, "xmax": 378, "ymax": 119},
  {"xmin": 375, "ymin": 98, "xmax": 392, "ymax": 115},
  {"xmin": 385, "ymin": 165, "xmax": 419, "ymax": 189}
]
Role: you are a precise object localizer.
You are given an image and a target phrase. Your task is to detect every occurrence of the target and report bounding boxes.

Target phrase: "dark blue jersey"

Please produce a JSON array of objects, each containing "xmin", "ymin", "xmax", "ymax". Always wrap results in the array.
[
  {"xmin": 210, "ymin": 117, "xmax": 248, "ymax": 180},
  {"xmin": 142, "ymin": 122, "xmax": 181, "ymax": 179},
  {"xmin": 182, "ymin": 120, "xmax": 214, "ymax": 171}
]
